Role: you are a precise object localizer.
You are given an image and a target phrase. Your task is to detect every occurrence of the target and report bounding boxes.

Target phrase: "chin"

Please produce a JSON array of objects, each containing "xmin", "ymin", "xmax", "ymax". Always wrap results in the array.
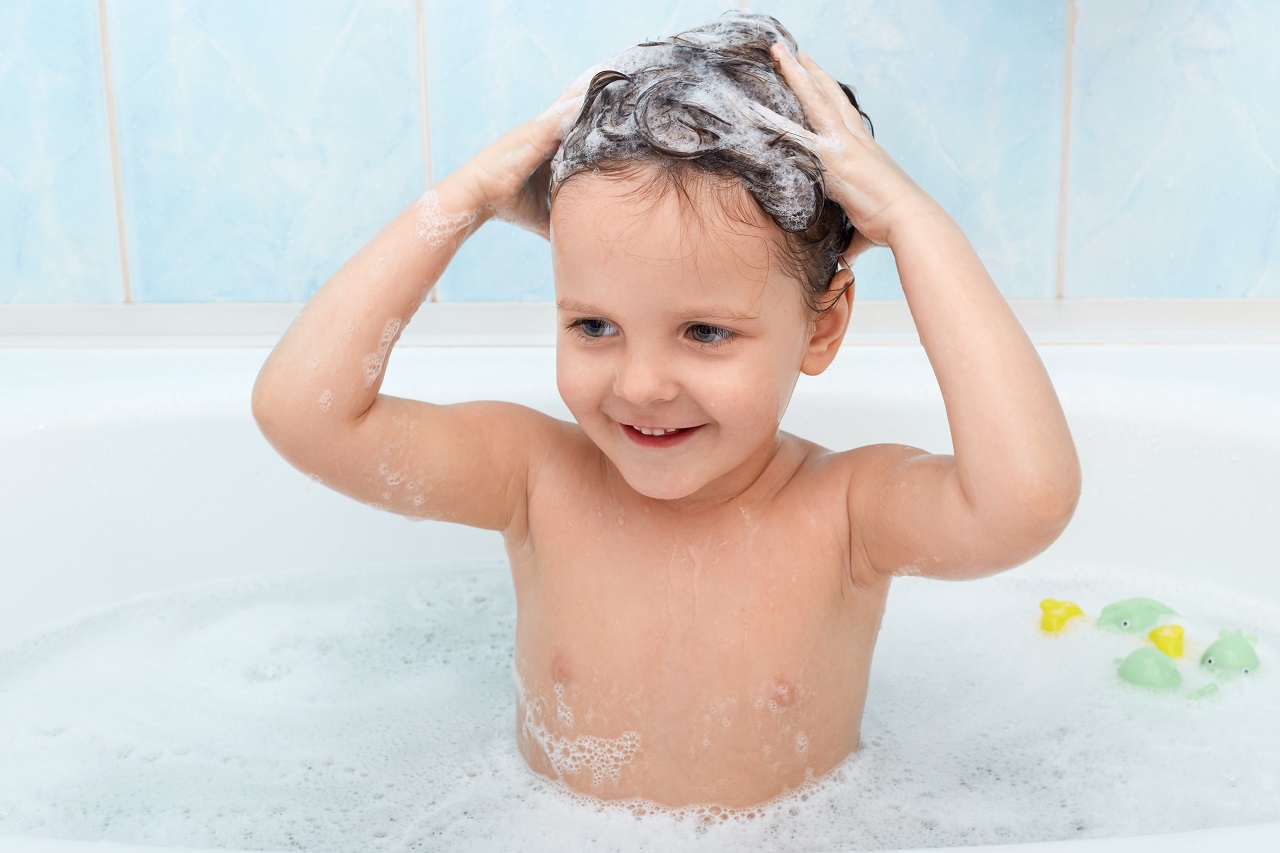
[{"xmin": 614, "ymin": 467, "xmax": 703, "ymax": 502}]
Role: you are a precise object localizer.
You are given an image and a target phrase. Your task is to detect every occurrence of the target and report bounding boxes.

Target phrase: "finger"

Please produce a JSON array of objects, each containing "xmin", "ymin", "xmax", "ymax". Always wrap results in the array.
[
  {"xmin": 842, "ymin": 230, "xmax": 877, "ymax": 265},
  {"xmin": 532, "ymin": 61, "xmax": 602, "ymax": 141},
  {"xmin": 795, "ymin": 52, "xmax": 870, "ymax": 138},
  {"xmin": 770, "ymin": 42, "xmax": 841, "ymax": 133},
  {"xmin": 743, "ymin": 100, "xmax": 818, "ymax": 148},
  {"xmin": 793, "ymin": 51, "xmax": 845, "ymax": 117},
  {"xmin": 561, "ymin": 61, "xmax": 605, "ymax": 102},
  {"xmin": 535, "ymin": 88, "xmax": 588, "ymax": 142}
]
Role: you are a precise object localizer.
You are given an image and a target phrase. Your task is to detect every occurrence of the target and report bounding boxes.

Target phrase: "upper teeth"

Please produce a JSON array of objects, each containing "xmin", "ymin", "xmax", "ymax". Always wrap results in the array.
[{"xmin": 636, "ymin": 426, "xmax": 682, "ymax": 436}]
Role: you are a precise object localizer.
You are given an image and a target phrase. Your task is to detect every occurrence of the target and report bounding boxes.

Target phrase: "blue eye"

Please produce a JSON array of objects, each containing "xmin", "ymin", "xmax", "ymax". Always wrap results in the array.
[
  {"xmin": 570, "ymin": 318, "xmax": 617, "ymax": 339},
  {"xmin": 688, "ymin": 324, "xmax": 734, "ymax": 347}
]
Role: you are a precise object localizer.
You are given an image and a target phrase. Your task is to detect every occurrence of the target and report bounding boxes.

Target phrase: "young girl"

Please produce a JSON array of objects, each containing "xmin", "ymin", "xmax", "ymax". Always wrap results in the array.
[{"xmin": 252, "ymin": 11, "xmax": 1081, "ymax": 809}]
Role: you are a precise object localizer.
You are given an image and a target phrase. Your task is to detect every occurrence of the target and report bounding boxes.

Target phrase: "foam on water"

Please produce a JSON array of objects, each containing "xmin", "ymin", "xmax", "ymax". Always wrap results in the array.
[{"xmin": 1, "ymin": 559, "xmax": 1278, "ymax": 851}]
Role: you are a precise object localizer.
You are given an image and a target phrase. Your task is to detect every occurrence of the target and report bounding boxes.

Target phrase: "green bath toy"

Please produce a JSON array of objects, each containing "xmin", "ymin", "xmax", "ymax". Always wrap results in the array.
[
  {"xmin": 1200, "ymin": 629, "xmax": 1260, "ymax": 678},
  {"xmin": 1097, "ymin": 598, "xmax": 1178, "ymax": 633},
  {"xmin": 1116, "ymin": 647, "xmax": 1182, "ymax": 690}
]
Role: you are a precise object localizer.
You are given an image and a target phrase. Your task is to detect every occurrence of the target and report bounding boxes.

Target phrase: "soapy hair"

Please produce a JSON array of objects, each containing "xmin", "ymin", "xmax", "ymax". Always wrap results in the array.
[{"xmin": 549, "ymin": 10, "xmax": 874, "ymax": 315}]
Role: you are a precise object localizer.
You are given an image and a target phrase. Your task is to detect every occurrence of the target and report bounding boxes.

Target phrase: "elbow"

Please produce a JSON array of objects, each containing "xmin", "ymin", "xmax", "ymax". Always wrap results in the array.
[
  {"xmin": 975, "ymin": 460, "xmax": 1082, "ymax": 569},
  {"xmin": 1048, "ymin": 449, "xmax": 1083, "ymax": 528},
  {"xmin": 250, "ymin": 372, "xmax": 274, "ymax": 429},
  {"xmin": 1016, "ymin": 458, "xmax": 1083, "ymax": 553},
  {"xmin": 250, "ymin": 368, "xmax": 289, "ymax": 441}
]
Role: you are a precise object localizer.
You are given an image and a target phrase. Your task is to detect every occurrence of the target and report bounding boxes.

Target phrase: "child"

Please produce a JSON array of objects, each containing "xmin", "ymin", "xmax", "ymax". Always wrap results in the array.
[{"xmin": 252, "ymin": 11, "xmax": 1081, "ymax": 809}]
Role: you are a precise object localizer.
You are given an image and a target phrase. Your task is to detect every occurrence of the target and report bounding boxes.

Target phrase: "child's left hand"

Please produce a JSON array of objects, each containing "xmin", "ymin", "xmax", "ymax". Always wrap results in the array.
[{"xmin": 762, "ymin": 42, "xmax": 936, "ymax": 259}]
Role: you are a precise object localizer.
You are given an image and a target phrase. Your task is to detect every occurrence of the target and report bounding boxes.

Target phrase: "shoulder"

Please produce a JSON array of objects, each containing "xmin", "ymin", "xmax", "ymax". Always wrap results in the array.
[
  {"xmin": 790, "ymin": 440, "xmax": 935, "ymax": 584},
  {"xmin": 781, "ymin": 435, "xmax": 920, "ymax": 491}
]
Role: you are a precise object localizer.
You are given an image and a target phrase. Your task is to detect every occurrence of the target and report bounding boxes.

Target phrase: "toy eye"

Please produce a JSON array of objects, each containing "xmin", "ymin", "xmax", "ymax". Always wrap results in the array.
[
  {"xmin": 1242, "ymin": 668, "xmax": 1251, "ymax": 675},
  {"xmin": 1121, "ymin": 620, "xmax": 1130, "ymax": 629},
  {"xmin": 1206, "ymin": 657, "xmax": 1215, "ymax": 665}
]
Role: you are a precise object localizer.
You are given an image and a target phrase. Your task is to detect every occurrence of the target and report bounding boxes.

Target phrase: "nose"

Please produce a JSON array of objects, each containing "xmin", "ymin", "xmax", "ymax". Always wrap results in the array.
[{"xmin": 613, "ymin": 344, "xmax": 679, "ymax": 407}]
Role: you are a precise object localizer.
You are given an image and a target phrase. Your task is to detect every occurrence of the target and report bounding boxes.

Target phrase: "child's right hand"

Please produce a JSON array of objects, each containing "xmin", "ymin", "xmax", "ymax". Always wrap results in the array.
[{"xmin": 460, "ymin": 65, "xmax": 599, "ymax": 240}]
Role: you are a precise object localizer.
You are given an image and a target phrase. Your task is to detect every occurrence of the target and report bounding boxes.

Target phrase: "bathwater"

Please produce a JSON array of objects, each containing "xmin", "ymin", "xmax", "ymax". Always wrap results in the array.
[{"xmin": 1, "ymin": 558, "xmax": 1277, "ymax": 851}]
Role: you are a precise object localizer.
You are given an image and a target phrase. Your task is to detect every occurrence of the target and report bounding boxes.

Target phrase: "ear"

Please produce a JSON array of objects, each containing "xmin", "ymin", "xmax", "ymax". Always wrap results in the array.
[{"xmin": 800, "ymin": 267, "xmax": 854, "ymax": 376}]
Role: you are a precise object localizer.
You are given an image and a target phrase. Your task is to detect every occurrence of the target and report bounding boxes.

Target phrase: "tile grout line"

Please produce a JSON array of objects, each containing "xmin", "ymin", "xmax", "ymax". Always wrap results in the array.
[
  {"xmin": 417, "ymin": 0, "xmax": 432, "ymax": 190},
  {"xmin": 416, "ymin": 0, "xmax": 440, "ymax": 302},
  {"xmin": 97, "ymin": 0, "xmax": 132, "ymax": 304},
  {"xmin": 1055, "ymin": 0, "xmax": 1079, "ymax": 301}
]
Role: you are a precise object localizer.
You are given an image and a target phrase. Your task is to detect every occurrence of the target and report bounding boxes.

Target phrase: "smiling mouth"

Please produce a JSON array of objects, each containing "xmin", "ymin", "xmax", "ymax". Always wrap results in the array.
[
  {"xmin": 620, "ymin": 423, "xmax": 703, "ymax": 446},
  {"xmin": 631, "ymin": 426, "xmax": 685, "ymax": 436}
]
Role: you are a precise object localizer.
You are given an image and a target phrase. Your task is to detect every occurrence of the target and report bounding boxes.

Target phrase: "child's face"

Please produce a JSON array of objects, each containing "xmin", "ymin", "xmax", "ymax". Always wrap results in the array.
[{"xmin": 550, "ymin": 172, "xmax": 825, "ymax": 504}]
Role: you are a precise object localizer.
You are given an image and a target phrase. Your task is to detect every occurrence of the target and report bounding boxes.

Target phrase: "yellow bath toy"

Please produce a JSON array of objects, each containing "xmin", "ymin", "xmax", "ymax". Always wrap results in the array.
[
  {"xmin": 1149, "ymin": 624, "xmax": 1184, "ymax": 658},
  {"xmin": 1040, "ymin": 598, "xmax": 1084, "ymax": 633}
]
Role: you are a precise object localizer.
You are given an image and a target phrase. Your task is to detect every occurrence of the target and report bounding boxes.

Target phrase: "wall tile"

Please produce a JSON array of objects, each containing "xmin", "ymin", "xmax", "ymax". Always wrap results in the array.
[
  {"xmin": 1067, "ymin": 0, "xmax": 1280, "ymax": 297},
  {"xmin": 425, "ymin": 1, "xmax": 749, "ymax": 302},
  {"xmin": 108, "ymin": 0, "xmax": 422, "ymax": 302},
  {"xmin": 6, "ymin": 1, "xmax": 1277, "ymax": 305},
  {"xmin": 0, "ymin": 0, "xmax": 122, "ymax": 303},
  {"xmin": 756, "ymin": 0, "xmax": 1067, "ymax": 300}
]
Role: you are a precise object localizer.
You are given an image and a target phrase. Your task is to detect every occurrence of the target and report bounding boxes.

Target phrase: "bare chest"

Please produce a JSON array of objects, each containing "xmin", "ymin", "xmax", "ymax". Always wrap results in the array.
[{"xmin": 506, "ymin": 491, "xmax": 889, "ymax": 804}]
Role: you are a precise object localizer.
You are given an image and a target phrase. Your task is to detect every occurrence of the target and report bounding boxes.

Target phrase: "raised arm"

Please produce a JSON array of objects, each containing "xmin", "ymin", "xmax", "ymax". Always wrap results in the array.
[
  {"xmin": 767, "ymin": 43, "xmax": 1081, "ymax": 580},
  {"xmin": 252, "ymin": 75, "xmax": 591, "ymax": 531}
]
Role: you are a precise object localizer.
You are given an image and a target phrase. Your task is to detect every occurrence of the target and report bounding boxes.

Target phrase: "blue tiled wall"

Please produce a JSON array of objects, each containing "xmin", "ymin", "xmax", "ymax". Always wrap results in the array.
[
  {"xmin": 107, "ymin": 0, "xmax": 422, "ymax": 302},
  {"xmin": 1067, "ymin": 0, "xmax": 1280, "ymax": 297},
  {"xmin": 757, "ymin": 0, "xmax": 1066, "ymax": 298},
  {"xmin": 0, "ymin": 1, "xmax": 121, "ymax": 302},
  {"xmin": 1, "ymin": 0, "xmax": 1277, "ymax": 304}
]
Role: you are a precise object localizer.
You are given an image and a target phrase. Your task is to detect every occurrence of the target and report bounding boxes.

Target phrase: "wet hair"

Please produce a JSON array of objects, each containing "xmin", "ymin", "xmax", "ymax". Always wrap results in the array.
[{"xmin": 549, "ymin": 10, "xmax": 874, "ymax": 315}]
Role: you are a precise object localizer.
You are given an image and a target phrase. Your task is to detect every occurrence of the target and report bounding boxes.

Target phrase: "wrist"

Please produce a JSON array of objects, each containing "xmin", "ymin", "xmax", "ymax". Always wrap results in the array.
[
  {"xmin": 434, "ymin": 168, "xmax": 494, "ymax": 232},
  {"xmin": 882, "ymin": 196, "xmax": 950, "ymax": 249}
]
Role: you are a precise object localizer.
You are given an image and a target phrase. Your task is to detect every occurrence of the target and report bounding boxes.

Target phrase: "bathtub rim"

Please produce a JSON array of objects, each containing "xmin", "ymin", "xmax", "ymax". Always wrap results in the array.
[{"xmin": 1, "ymin": 298, "xmax": 1280, "ymax": 348}]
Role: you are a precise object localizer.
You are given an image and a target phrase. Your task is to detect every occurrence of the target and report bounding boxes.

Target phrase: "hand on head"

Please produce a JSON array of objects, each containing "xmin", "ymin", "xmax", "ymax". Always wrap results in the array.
[
  {"xmin": 764, "ymin": 43, "xmax": 930, "ymax": 250},
  {"xmin": 458, "ymin": 62, "xmax": 599, "ymax": 240}
]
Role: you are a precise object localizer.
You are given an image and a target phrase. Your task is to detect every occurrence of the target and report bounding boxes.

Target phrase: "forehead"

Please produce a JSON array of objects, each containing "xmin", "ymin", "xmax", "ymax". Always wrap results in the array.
[{"xmin": 550, "ymin": 170, "xmax": 798, "ymax": 307}]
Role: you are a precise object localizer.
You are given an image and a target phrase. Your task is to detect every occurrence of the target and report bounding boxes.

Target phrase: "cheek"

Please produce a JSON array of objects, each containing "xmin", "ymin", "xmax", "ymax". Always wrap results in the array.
[
  {"xmin": 555, "ymin": 349, "xmax": 601, "ymax": 416},
  {"xmin": 707, "ymin": 357, "xmax": 795, "ymax": 430}
]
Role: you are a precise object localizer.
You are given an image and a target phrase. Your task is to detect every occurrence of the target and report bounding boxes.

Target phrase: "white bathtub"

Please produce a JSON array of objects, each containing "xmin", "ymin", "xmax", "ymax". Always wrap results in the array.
[{"xmin": 2, "ymin": 301, "xmax": 1278, "ymax": 853}]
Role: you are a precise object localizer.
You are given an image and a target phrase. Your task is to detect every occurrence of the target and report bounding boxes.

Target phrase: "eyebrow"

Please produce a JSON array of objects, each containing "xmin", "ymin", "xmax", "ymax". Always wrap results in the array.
[{"xmin": 555, "ymin": 298, "xmax": 759, "ymax": 322}]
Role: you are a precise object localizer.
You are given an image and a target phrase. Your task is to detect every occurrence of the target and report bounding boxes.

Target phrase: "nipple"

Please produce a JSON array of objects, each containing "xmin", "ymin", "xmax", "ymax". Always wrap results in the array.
[
  {"xmin": 757, "ymin": 678, "xmax": 799, "ymax": 715},
  {"xmin": 551, "ymin": 652, "xmax": 572, "ymax": 684}
]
